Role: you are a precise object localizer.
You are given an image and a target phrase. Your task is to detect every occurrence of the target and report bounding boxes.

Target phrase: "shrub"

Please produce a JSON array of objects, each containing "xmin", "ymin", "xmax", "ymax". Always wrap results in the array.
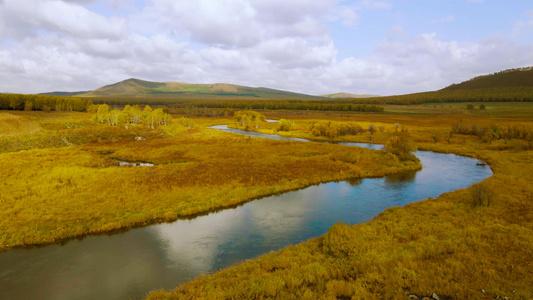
[
  {"xmin": 310, "ymin": 121, "xmax": 364, "ymax": 138},
  {"xmin": 382, "ymin": 133, "xmax": 418, "ymax": 162},
  {"xmin": 277, "ymin": 119, "xmax": 293, "ymax": 131},
  {"xmin": 471, "ymin": 182, "xmax": 493, "ymax": 207}
]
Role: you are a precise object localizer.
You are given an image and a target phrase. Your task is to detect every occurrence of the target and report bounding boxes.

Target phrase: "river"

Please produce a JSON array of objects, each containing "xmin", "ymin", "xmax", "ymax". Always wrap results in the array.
[{"xmin": 0, "ymin": 126, "xmax": 492, "ymax": 300}]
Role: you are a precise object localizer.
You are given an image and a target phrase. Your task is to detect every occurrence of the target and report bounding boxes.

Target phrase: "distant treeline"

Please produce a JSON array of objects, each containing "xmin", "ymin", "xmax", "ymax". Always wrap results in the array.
[
  {"xmin": 443, "ymin": 67, "xmax": 533, "ymax": 91},
  {"xmin": 88, "ymin": 97, "xmax": 384, "ymax": 112},
  {"xmin": 178, "ymin": 100, "xmax": 385, "ymax": 112},
  {"xmin": 86, "ymin": 87, "xmax": 533, "ymax": 109},
  {"xmin": 451, "ymin": 123, "xmax": 533, "ymax": 144},
  {"xmin": 0, "ymin": 94, "xmax": 92, "ymax": 112},
  {"xmin": 362, "ymin": 87, "xmax": 533, "ymax": 105},
  {"xmin": 2, "ymin": 86, "xmax": 532, "ymax": 114}
]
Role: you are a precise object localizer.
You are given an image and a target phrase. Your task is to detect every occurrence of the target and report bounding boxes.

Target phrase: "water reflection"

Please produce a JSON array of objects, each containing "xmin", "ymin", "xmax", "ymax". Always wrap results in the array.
[
  {"xmin": 0, "ymin": 127, "xmax": 493, "ymax": 300},
  {"xmin": 346, "ymin": 177, "xmax": 363, "ymax": 186},
  {"xmin": 385, "ymin": 169, "xmax": 418, "ymax": 184}
]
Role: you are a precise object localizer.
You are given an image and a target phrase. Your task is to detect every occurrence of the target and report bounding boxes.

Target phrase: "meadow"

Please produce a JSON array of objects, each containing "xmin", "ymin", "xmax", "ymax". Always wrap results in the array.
[
  {"xmin": 147, "ymin": 103, "xmax": 533, "ymax": 299},
  {"xmin": 0, "ymin": 110, "xmax": 419, "ymax": 251},
  {"xmin": 2, "ymin": 102, "xmax": 532, "ymax": 299}
]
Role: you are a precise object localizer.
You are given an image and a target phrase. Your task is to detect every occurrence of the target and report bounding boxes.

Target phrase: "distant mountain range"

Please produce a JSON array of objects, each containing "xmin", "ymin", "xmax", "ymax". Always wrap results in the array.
[
  {"xmin": 40, "ymin": 66, "xmax": 533, "ymax": 99},
  {"xmin": 41, "ymin": 78, "xmax": 380, "ymax": 100},
  {"xmin": 42, "ymin": 79, "xmax": 326, "ymax": 100}
]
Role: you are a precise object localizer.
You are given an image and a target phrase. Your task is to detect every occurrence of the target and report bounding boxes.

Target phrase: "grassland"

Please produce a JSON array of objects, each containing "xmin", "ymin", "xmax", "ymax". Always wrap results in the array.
[
  {"xmin": 0, "ymin": 113, "xmax": 42, "ymax": 136},
  {"xmin": 0, "ymin": 111, "xmax": 419, "ymax": 251},
  {"xmin": 147, "ymin": 103, "xmax": 533, "ymax": 299}
]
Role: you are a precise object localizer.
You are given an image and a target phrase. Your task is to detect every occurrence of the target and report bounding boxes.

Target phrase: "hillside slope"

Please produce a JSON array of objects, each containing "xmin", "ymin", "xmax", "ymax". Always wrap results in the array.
[
  {"xmin": 79, "ymin": 78, "xmax": 325, "ymax": 99},
  {"xmin": 442, "ymin": 67, "xmax": 533, "ymax": 91}
]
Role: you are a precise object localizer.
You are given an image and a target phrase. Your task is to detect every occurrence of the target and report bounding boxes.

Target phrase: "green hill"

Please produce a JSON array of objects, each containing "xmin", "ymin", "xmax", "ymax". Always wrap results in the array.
[
  {"xmin": 442, "ymin": 67, "xmax": 533, "ymax": 91},
  {"xmin": 79, "ymin": 78, "xmax": 325, "ymax": 100}
]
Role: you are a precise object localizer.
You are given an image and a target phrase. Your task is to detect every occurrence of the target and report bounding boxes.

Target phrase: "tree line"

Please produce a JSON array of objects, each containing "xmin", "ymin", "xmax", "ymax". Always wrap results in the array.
[
  {"xmin": 181, "ymin": 100, "xmax": 385, "ymax": 112},
  {"xmin": 80, "ymin": 87, "xmax": 533, "ymax": 109},
  {"xmin": 0, "ymin": 94, "xmax": 92, "ymax": 112},
  {"xmin": 90, "ymin": 104, "xmax": 172, "ymax": 129},
  {"xmin": 451, "ymin": 123, "xmax": 533, "ymax": 144},
  {"xmin": 363, "ymin": 87, "xmax": 533, "ymax": 105}
]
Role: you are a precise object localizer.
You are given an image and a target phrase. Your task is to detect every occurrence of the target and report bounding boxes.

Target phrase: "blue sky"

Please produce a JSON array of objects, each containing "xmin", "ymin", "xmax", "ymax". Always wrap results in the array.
[{"xmin": 0, "ymin": 0, "xmax": 532, "ymax": 95}]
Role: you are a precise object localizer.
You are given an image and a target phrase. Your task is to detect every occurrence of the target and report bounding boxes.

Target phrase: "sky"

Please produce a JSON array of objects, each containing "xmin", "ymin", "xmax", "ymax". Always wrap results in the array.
[{"xmin": 0, "ymin": 0, "xmax": 532, "ymax": 96}]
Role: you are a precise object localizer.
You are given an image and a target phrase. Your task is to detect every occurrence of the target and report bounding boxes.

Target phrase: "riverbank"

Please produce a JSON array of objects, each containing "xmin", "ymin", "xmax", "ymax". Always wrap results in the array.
[
  {"xmin": 0, "ymin": 111, "xmax": 420, "ymax": 251},
  {"xmin": 148, "ymin": 111, "xmax": 533, "ymax": 299}
]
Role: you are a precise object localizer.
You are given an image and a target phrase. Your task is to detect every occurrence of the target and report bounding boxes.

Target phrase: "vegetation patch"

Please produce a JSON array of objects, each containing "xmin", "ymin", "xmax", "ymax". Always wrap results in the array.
[
  {"xmin": 147, "ymin": 105, "xmax": 533, "ymax": 299},
  {"xmin": 0, "ymin": 112, "xmax": 419, "ymax": 251},
  {"xmin": 0, "ymin": 113, "xmax": 42, "ymax": 136}
]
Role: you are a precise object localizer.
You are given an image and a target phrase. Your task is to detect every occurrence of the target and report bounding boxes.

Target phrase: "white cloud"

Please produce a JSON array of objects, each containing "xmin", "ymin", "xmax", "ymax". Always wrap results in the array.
[
  {"xmin": 0, "ymin": 0, "xmax": 126, "ymax": 39},
  {"xmin": 338, "ymin": 5, "xmax": 360, "ymax": 26},
  {"xmin": 0, "ymin": 0, "xmax": 532, "ymax": 96}
]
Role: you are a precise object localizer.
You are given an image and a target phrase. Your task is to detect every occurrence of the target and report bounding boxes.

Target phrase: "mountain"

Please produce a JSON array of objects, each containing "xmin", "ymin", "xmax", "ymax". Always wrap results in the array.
[
  {"xmin": 321, "ymin": 92, "xmax": 378, "ymax": 99},
  {"xmin": 442, "ymin": 67, "xmax": 533, "ymax": 91},
  {"xmin": 77, "ymin": 78, "xmax": 325, "ymax": 99}
]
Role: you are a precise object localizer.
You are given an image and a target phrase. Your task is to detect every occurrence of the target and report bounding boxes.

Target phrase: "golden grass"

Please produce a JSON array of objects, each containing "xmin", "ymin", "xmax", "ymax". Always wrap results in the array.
[
  {"xmin": 0, "ymin": 112, "xmax": 41, "ymax": 136},
  {"xmin": 147, "ymin": 107, "xmax": 533, "ymax": 300},
  {"xmin": 0, "ymin": 112, "xmax": 419, "ymax": 251}
]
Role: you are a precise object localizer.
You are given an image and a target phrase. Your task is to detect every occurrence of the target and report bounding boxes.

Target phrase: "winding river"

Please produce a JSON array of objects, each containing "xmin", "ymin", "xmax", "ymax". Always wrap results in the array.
[{"xmin": 0, "ymin": 126, "xmax": 492, "ymax": 300}]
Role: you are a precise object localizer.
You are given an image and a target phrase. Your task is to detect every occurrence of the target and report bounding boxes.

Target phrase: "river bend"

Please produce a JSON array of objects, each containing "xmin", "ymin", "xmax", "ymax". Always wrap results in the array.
[{"xmin": 0, "ymin": 126, "xmax": 492, "ymax": 300}]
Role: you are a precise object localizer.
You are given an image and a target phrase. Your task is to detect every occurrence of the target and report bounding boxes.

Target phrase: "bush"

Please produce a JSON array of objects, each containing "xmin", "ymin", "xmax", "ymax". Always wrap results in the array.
[
  {"xmin": 310, "ymin": 121, "xmax": 364, "ymax": 138},
  {"xmin": 471, "ymin": 182, "xmax": 493, "ymax": 207},
  {"xmin": 382, "ymin": 133, "xmax": 418, "ymax": 162},
  {"xmin": 277, "ymin": 119, "xmax": 293, "ymax": 131}
]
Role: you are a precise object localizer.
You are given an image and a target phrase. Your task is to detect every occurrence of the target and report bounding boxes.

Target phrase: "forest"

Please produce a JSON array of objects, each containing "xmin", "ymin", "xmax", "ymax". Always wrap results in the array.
[
  {"xmin": 0, "ymin": 93, "xmax": 91, "ymax": 112},
  {"xmin": 51, "ymin": 86, "xmax": 533, "ymax": 109}
]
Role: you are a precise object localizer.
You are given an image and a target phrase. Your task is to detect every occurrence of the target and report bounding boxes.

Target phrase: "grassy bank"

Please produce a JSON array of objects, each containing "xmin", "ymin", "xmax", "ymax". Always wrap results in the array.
[
  {"xmin": 0, "ymin": 111, "xmax": 419, "ymax": 251},
  {"xmin": 148, "ymin": 106, "xmax": 533, "ymax": 299}
]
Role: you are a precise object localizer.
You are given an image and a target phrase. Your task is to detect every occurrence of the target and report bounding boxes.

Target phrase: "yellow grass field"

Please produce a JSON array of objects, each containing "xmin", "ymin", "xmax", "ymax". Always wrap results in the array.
[
  {"xmin": 0, "ymin": 112, "xmax": 41, "ymax": 136},
  {"xmin": 0, "ymin": 111, "xmax": 419, "ymax": 251},
  {"xmin": 147, "ymin": 104, "xmax": 533, "ymax": 299}
]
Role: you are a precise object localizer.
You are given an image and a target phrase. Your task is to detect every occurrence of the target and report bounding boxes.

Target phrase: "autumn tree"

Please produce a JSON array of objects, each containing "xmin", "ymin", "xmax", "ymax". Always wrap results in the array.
[
  {"xmin": 277, "ymin": 119, "xmax": 293, "ymax": 131},
  {"xmin": 368, "ymin": 124, "xmax": 376, "ymax": 135},
  {"xmin": 382, "ymin": 133, "xmax": 418, "ymax": 162},
  {"xmin": 234, "ymin": 110, "xmax": 266, "ymax": 130}
]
